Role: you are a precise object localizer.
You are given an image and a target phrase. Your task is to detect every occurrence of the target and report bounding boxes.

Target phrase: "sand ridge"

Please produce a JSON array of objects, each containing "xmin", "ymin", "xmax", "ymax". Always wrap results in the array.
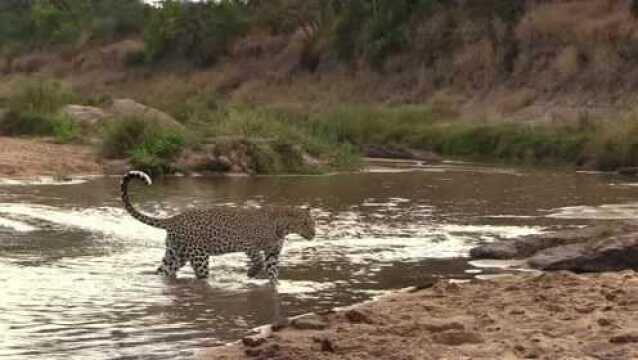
[
  {"xmin": 0, "ymin": 137, "xmax": 101, "ymax": 177},
  {"xmin": 205, "ymin": 271, "xmax": 638, "ymax": 359}
]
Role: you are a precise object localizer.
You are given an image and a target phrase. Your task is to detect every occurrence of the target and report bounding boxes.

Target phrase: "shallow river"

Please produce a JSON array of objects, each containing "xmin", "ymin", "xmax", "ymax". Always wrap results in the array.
[{"xmin": 1, "ymin": 163, "xmax": 637, "ymax": 359}]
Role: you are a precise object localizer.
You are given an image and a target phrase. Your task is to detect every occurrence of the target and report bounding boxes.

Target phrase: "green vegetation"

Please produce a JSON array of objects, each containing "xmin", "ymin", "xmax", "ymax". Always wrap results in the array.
[
  {"xmin": 0, "ymin": 0, "xmax": 526, "ymax": 70},
  {"xmin": 100, "ymin": 116, "xmax": 186, "ymax": 175},
  {"xmin": 0, "ymin": 0, "xmax": 145, "ymax": 54},
  {"xmin": 7, "ymin": 79, "xmax": 75, "ymax": 115},
  {"xmin": 144, "ymin": 0, "xmax": 248, "ymax": 65},
  {"xmin": 8, "ymin": 78, "xmax": 638, "ymax": 174},
  {"xmin": 0, "ymin": 79, "xmax": 79, "ymax": 143},
  {"xmin": 4, "ymin": 2, "xmax": 638, "ymax": 174}
]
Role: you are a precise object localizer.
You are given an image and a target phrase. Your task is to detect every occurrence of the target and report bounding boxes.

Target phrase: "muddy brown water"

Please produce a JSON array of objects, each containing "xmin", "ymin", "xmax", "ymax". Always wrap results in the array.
[{"xmin": 1, "ymin": 163, "xmax": 637, "ymax": 359}]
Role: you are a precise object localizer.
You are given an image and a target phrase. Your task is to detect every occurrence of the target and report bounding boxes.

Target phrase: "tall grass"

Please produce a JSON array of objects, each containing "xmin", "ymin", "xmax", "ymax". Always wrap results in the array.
[
  {"xmin": 0, "ymin": 79, "xmax": 79, "ymax": 143},
  {"xmin": 307, "ymin": 106, "xmax": 638, "ymax": 170},
  {"xmin": 7, "ymin": 79, "xmax": 75, "ymax": 115}
]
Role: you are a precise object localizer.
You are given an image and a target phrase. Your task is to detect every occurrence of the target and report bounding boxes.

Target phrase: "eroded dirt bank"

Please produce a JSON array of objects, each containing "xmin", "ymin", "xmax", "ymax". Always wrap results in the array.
[
  {"xmin": 204, "ymin": 271, "xmax": 638, "ymax": 359},
  {"xmin": 0, "ymin": 137, "xmax": 101, "ymax": 177}
]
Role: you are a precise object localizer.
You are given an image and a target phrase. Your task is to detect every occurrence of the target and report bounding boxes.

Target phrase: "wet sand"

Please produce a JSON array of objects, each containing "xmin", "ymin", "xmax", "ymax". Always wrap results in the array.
[
  {"xmin": 204, "ymin": 271, "xmax": 638, "ymax": 359},
  {"xmin": 0, "ymin": 137, "xmax": 100, "ymax": 177}
]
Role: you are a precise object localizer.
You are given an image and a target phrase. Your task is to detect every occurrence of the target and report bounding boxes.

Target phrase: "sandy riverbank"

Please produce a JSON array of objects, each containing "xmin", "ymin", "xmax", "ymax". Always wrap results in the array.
[
  {"xmin": 0, "ymin": 137, "xmax": 101, "ymax": 177},
  {"xmin": 204, "ymin": 271, "xmax": 638, "ymax": 359}
]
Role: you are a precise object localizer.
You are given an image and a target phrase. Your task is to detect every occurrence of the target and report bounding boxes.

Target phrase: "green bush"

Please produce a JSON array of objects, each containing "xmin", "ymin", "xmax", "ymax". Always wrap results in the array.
[
  {"xmin": 143, "ymin": 0, "xmax": 247, "ymax": 65},
  {"xmin": 0, "ymin": 1, "xmax": 145, "ymax": 53},
  {"xmin": 124, "ymin": 49, "xmax": 147, "ymax": 67},
  {"xmin": 0, "ymin": 111, "xmax": 55, "ymax": 136},
  {"xmin": 129, "ymin": 132, "xmax": 185, "ymax": 175},
  {"xmin": 0, "ymin": 79, "xmax": 78, "ymax": 137},
  {"xmin": 100, "ymin": 117, "xmax": 150, "ymax": 158},
  {"xmin": 51, "ymin": 113, "xmax": 80, "ymax": 144},
  {"xmin": 101, "ymin": 116, "xmax": 186, "ymax": 174}
]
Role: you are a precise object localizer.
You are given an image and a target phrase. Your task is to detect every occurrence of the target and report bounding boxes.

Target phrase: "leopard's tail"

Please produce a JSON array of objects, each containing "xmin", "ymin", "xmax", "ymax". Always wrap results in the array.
[{"xmin": 121, "ymin": 170, "xmax": 169, "ymax": 229}]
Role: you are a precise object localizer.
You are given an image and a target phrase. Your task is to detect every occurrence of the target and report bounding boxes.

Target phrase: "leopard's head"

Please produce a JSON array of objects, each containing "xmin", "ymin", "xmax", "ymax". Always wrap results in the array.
[{"xmin": 285, "ymin": 208, "xmax": 316, "ymax": 240}]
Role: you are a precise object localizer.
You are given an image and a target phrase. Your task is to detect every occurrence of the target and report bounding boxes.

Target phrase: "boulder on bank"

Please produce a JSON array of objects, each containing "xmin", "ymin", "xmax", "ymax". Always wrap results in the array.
[
  {"xmin": 62, "ymin": 105, "xmax": 109, "ymax": 126},
  {"xmin": 528, "ymin": 232, "xmax": 638, "ymax": 272},
  {"xmin": 107, "ymin": 99, "xmax": 184, "ymax": 130}
]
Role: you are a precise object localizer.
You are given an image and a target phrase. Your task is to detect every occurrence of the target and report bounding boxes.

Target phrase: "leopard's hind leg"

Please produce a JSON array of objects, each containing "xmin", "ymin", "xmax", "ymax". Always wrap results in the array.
[{"xmin": 156, "ymin": 240, "xmax": 186, "ymax": 278}]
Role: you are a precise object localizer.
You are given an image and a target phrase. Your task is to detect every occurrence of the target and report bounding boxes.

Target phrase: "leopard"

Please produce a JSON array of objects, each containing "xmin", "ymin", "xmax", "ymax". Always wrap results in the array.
[{"xmin": 121, "ymin": 170, "xmax": 315, "ymax": 285}]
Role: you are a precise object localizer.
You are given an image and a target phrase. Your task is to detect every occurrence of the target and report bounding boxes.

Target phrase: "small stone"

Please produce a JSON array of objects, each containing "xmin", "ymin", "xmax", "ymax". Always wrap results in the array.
[
  {"xmin": 575, "ymin": 305, "xmax": 596, "ymax": 314},
  {"xmin": 509, "ymin": 308, "xmax": 525, "ymax": 315},
  {"xmin": 271, "ymin": 317, "xmax": 290, "ymax": 332},
  {"xmin": 242, "ymin": 335, "xmax": 266, "ymax": 348},
  {"xmin": 597, "ymin": 318, "xmax": 613, "ymax": 327},
  {"xmin": 292, "ymin": 314, "xmax": 327, "ymax": 330},
  {"xmin": 345, "ymin": 309, "xmax": 373, "ymax": 324},
  {"xmin": 546, "ymin": 304, "xmax": 564, "ymax": 313},
  {"xmin": 244, "ymin": 348, "xmax": 262, "ymax": 357},
  {"xmin": 610, "ymin": 332, "xmax": 638, "ymax": 344},
  {"xmin": 423, "ymin": 320, "xmax": 465, "ymax": 333},
  {"xmin": 432, "ymin": 331, "xmax": 484, "ymax": 346},
  {"xmin": 320, "ymin": 337, "xmax": 336, "ymax": 353}
]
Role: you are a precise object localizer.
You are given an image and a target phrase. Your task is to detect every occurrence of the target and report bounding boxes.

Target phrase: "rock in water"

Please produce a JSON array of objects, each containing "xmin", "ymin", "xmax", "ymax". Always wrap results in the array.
[
  {"xmin": 528, "ymin": 233, "xmax": 638, "ymax": 272},
  {"xmin": 470, "ymin": 226, "xmax": 617, "ymax": 260}
]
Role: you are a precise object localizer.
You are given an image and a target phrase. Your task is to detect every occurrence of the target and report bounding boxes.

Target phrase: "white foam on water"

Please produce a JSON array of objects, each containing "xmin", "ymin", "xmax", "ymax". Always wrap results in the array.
[
  {"xmin": 545, "ymin": 202, "xmax": 638, "ymax": 220},
  {"xmin": 482, "ymin": 215, "xmax": 539, "ymax": 219},
  {"xmin": 364, "ymin": 167, "xmax": 446, "ymax": 174},
  {"xmin": 0, "ymin": 177, "xmax": 89, "ymax": 186},
  {"xmin": 0, "ymin": 203, "xmax": 165, "ymax": 242},
  {"xmin": 468, "ymin": 259, "xmax": 529, "ymax": 269},
  {"xmin": 0, "ymin": 216, "xmax": 39, "ymax": 232}
]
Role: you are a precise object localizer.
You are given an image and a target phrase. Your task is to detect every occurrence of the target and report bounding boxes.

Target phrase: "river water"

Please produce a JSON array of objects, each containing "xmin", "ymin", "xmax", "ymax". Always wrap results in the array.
[{"xmin": 1, "ymin": 163, "xmax": 637, "ymax": 359}]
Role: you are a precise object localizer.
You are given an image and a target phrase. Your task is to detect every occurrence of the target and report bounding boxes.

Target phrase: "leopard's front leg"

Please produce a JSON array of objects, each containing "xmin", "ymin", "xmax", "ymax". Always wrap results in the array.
[
  {"xmin": 245, "ymin": 248, "xmax": 265, "ymax": 278},
  {"xmin": 264, "ymin": 243, "xmax": 283, "ymax": 286},
  {"xmin": 189, "ymin": 251, "xmax": 210, "ymax": 279}
]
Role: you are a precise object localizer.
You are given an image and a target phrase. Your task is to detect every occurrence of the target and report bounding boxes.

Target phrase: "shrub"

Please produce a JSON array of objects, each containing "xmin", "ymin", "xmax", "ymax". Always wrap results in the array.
[
  {"xmin": 100, "ymin": 116, "xmax": 150, "ymax": 158},
  {"xmin": 143, "ymin": 0, "xmax": 247, "ymax": 65},
  {"xmin": 0, "ymin": 79, "xmax": 77, "ymax": 137},
  {"xmin": 124, "ymin": 49, "xmax": 147, "ymax": 67},
  {"xmin": 129, "ymin": 132, "xmax": 185, "ymax": 175},
  {"xmin": 51, "ymin": 113, "xmax": 80, "ymax": 144},
  {"xmin": 101, "ymin": 116, "xmax": 186, "ymax": 174},
  {"xmin": 0, "ymin": 111, "xmax": 54, "ymax": 136},
  {"xmin": 8, "ymin": 79, "xmax": 75, "ymax": 115}
]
